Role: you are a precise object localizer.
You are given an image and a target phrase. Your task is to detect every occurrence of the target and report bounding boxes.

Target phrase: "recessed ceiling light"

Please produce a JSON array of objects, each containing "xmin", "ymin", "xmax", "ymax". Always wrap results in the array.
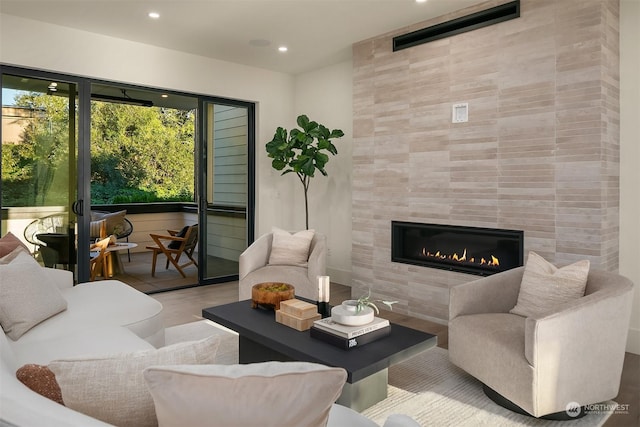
[
  {"xmin": 161, "ymin": 94, "xmax": 169, "ymax": 98},
  {"xmin": 278, "ymin": 46, "xmax": 288, "ymax": 52},
  {"xmin": 148, "ymin": 12, "xmax": 160, "ymax": 19},
  {"xmin": 416, "ymin": 0, "xmax": 428, "ymax": 3}
]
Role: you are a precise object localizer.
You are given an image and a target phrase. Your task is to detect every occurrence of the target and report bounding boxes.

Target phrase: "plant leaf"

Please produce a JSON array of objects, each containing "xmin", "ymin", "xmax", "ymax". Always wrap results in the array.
[
  {"xmin": 271, "ymin": 159, "xmax": 286, "ymax": 170},
  {"xmin": 381, "ymin": 301, "xmax": 398, "ymax": 310},
  {"xmin": 296, "ymin": 115, "xmax": 309, "ymax": 129},
  {"xmin": 330, "ymin": 129, "xmax": 345, "ymax": 138},
  {"xmin": 301, "ymin": 158, "xmax": 315, "ymax": 176}
]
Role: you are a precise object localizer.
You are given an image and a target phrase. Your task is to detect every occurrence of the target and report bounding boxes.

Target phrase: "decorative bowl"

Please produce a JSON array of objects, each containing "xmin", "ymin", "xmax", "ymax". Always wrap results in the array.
[
  {"xmin": 330, "ymin": 300, "xmax": 374, "ymax": 326},
  {"xmin": 251, "ymin": 283, "xmax": 295, "ymax": 310}
]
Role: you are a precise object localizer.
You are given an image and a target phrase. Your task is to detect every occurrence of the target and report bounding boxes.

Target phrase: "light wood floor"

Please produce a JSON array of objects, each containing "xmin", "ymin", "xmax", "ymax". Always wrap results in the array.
[{"xmin": 150, "ymin": 281, "xmax": 638, "ymax": 426}]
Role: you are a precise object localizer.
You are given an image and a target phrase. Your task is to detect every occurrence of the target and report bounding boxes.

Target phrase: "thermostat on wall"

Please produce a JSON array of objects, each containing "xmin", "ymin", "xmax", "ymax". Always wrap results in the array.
[{"xmin": 452, "ymin": 103, "xmax": 469, "ymax": 123}]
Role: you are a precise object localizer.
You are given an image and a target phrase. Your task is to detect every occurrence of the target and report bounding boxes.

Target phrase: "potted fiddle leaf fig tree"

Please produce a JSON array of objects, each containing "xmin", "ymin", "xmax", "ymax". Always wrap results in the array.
[{"xmin": 266, "ymin": 114, "xmax": 344, "ymax": 229}]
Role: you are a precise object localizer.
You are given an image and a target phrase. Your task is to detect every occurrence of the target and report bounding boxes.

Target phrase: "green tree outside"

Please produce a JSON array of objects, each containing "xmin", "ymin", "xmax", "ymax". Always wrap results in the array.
[{"xmin": 1, "ymin": 92, "xmax": 195, "ymax": 206}]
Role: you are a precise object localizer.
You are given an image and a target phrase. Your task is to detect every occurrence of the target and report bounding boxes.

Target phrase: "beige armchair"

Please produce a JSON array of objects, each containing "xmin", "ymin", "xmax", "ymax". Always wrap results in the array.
[
  {"xmin": 448, "ymin": 267, "xmax": 634, "ymax": 419},
  {"xmin": 239, "ymin": 232, "xmax": 326, "ymax": 302}
]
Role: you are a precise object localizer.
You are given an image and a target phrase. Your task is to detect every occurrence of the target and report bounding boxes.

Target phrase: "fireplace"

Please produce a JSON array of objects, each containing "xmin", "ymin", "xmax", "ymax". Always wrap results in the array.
[{"xmin": 391, "ymin": 221, "xmax": 524, "ymax": 276}]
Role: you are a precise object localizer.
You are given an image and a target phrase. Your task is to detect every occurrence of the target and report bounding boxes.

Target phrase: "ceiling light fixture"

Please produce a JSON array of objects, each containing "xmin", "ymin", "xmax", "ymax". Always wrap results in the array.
[
  {"xmin": 416, "ymin": 0, "xmax": 428, "ymax": 3},
  {"xmin": 148, "ymin": 12, "xmax": 160, "ymax": 19},
  {"xmin": 278, "ymin": 46, "xmax": 288, "ymax": 52}
]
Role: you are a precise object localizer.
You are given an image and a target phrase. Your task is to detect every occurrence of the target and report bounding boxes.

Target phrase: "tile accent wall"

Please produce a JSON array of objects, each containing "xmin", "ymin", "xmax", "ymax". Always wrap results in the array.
[{"xmin": 351, "ymin": 0, "xmax": 620, "ymax": 323}]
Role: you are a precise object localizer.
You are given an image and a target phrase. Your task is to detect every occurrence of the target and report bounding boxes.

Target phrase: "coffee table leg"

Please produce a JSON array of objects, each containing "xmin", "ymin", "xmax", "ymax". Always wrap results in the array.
[{"xmin": 337, "ymin": 369, "xmax": 388, "ymax": 412}]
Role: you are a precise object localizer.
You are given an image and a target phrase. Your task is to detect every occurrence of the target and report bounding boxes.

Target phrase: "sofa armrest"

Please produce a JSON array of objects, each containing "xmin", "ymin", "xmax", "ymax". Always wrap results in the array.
[
  {"xmin": 525, "ymin": 277, "xmax": 634, "ymax": 412},
  {"xmin": 307, "ymin": 233, "xmax": 327, "ymax": 283},
  {"xmin": 449, "ymin": 266, "xmax": 524, "ymax": 320},
  {"xmin": 238, "ymin": 233, "xmax": 272, "ymax": 280},
  {"xmin": 46, "ymin": 267, "xmax": 74, "ymax": 290}
]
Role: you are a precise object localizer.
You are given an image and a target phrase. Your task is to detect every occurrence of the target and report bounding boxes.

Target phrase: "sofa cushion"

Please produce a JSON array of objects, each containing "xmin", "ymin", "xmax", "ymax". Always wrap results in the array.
[
  {"xmin": 49, "ymin": 335, "xmax": 220, "ymax": 427},
  {"xmin": 144, "ymin": 361, "xmax": 346, "ymax": 427},
  {"xmin": 268, "ymin": 227, "xmax": 315, "ymax": 266},
  {"xmin": 510, "ymin": 251, "xmax": 590, "ymax": 318},
  {"xmin": 14, "ymin": 280, "xmax": 164, "ymax": 347},
  {"xmin": 0, "ymin": 232, "xmax": 29, "ymax": 258},
  {"xmin": 10, "ymin": 325, "xmax": 155, "ymax": 367},
  {"xmin": 16, "ymin": 364, "xmax": 64, "ymax": 405},
  {"xmin": 0, "ymin": 251, "xmax": 68, "ymax": 340}
]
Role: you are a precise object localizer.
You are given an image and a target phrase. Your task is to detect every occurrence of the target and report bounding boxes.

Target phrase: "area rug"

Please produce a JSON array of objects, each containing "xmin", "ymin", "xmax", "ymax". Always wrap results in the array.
[
  {"xmin": 164, "ymin": 321, "xmax": 613, "ymax": 427},
  {"xmin": 361, "ymin": 348, "xmax": 614, "ymax": 427}
]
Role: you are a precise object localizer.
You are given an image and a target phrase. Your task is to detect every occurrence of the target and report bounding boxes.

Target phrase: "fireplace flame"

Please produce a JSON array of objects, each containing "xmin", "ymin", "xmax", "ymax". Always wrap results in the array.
[{"xmin": 422, "ymin": 248, "xmax": 500, "ymax": 267}]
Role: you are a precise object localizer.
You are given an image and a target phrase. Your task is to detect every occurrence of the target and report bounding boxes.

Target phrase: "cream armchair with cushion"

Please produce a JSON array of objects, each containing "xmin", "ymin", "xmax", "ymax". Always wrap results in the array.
[
  {"xmin": 448, "ymin": 255, "xmax": 634, "ymax": 419},
  {"xmin": 239, "ymin": 228, "xmax": 326, "ymax": 302}
]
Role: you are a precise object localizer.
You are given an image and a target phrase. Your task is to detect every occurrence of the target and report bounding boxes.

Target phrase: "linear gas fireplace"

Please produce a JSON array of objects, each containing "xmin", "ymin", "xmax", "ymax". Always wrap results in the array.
[{"xmin": 392, "ymin": 221, "xmax": 524, "ymax": 276}]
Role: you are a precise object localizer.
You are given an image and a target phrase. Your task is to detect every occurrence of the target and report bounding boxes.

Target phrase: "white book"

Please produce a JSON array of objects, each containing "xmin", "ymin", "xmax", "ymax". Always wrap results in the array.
[{"xmin": 312, "ymin": 317, "xmax": 390, "ymax": 339}]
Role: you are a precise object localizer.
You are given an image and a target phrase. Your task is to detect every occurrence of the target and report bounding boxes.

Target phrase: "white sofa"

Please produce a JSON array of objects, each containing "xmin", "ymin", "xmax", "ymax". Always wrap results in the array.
[
  {"xmin": 1, "ymin": 269, "xmax": 164, "ymax": 426},
  {"xmin": 0, "ymin": 268, "xmax": 416, "ymax": 427}
]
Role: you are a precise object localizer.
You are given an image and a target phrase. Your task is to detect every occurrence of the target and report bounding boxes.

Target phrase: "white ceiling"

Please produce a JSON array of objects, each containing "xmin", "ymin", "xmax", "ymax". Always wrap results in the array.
[{"xmin": 1, "ymin": 0, "xmax": 485, "ymax": 75}]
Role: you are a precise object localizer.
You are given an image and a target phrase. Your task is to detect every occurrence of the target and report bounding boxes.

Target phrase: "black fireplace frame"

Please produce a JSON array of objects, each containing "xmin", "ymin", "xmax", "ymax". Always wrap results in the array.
[{"xmin": 391, "ymin": 221, "xmax": 524, "ymax": 276}]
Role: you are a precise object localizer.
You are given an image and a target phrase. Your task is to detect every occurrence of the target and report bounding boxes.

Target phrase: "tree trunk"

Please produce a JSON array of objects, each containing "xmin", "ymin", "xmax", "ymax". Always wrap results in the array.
[{"xmin": 299, "ymin": 173, "xmax": 310, "ymax": 230}]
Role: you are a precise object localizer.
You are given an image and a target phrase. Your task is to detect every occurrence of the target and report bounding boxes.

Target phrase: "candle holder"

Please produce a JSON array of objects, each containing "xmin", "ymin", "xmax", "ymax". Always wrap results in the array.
[
  {"xmin": 317, "ymin": 301, "xmax": 331, "ymax": 318},
  {"xmin": 317, "ymin": 275, "xmax": 331, "ymax": 317}
]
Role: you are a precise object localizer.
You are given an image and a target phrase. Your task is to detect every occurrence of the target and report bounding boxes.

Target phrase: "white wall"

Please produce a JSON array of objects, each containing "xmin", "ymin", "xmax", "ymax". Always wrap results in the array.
[
  {"xmin": 620, "ymin": 0, "xmax": 640, "ymax": 355},
  {"xmin": 294, "ymin": 61, "xmax": 354, "ymax": 285},
  {"xmin": 0, "ymin": 13, "xmax": 295, "ymax": 250}
]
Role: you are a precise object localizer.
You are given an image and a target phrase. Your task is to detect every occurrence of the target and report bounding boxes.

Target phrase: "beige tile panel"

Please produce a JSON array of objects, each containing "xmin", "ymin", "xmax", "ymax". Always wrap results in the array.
[{"xmin": 351, "ymin": 0, "xmax": 619, "ymax": 323}]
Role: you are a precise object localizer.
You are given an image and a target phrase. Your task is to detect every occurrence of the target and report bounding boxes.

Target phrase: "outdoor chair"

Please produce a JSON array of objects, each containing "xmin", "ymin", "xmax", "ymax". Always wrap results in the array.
[
  {"xmin": 23, "ymin": 213, "xmax": 68, "ymax": 253},
  {"xmin": 23, "ymin": 213, "xmax": 76, "ymax": 267},
  {"xmin": 91, "ymin": 210, "xmax": 134, "ymax": 261},
  {"xmin": 146, "ymin": 224, "xmax": 198, "ymax": 278},
  {"xmin": 89, "ymin": 236, "xmax": 111, "ymax": 281}
]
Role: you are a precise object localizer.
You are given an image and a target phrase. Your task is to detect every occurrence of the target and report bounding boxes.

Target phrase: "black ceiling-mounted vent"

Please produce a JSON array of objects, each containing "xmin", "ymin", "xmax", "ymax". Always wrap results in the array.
[{"xmin": 393, "ymin": 0, "xmax": 520, "ymax": 52}]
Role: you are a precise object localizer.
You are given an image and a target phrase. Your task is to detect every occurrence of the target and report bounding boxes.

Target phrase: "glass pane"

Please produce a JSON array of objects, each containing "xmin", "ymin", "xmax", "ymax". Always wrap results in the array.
[
  {"xmin": 1, "ymin": 74, "xmax": 78, "ymax": 272},
  {"xmin": 203, "ymin": 103, "xmax": 248, "ymax": 280},
  {"xmin": 89, "ymin": 86, "xmax": 196, "ymax": 204}
]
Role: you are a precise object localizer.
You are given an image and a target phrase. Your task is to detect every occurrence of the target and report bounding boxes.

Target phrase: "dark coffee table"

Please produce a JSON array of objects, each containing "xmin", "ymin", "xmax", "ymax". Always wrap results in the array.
[{"xmin": 202, "ymin": 300, "xmax": 437, "ymax": 411}]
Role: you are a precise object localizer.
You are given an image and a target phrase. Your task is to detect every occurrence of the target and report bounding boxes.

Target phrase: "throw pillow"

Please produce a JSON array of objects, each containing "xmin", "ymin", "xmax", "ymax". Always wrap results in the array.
[
  {"xmin": 168, "ymin": 225, "xmax": 190, "ymax": 250},
  {"xmin": 268, "ymin": 227, "xmax": 315, "ymax": 266},
  {"xmin": 0, "ymin": 251, "xmax": 68, "ymax": 340},
  {"xmin": 89, "ymin": 219, "xmax": 107, "ymax": 239},
  {"xmin": 16, "ymin": 364, "xmax": 64, "ymax": 405},
  {"xmin": 510, "ymin": 251, "xmax": 590, "ymax": 318},
  {"xmin": 144, "ymin": 361, "xmax": 347, "ymax": 427},
  {"xmin": 0, "ymin": 246, "xmax": 29, "ymax": 264},
  {"xmin": 0, "ymin": 232, "xmax": 29, "ymax": 258},
  {"xmin": 49, "ymin": 335, "xmax": 220, "ymax": 427},
  {"xmin": 91, "ymin": 210, "xmax": 127, "ymax": 236}
]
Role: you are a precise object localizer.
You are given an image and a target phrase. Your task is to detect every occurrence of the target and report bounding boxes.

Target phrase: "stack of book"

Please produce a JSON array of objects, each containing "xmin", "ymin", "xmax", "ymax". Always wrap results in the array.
[
  {"xmin": 310, "ymin": 317, "xmax": 390, "ymax": 349},
  {"xmin": 275, "ymin": 299, "xmax": 321, "ymax": 331}
]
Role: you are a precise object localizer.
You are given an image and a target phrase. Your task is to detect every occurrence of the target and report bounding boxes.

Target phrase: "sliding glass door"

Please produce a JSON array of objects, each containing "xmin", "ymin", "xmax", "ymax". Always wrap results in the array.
[
  {"xmin": 1, "ymin": 69, "xmax": 89, "ymax": 278},
  {"xmin": 2, "ymin": 65, "xmax": 256, "ymax": 289},
  {"xmin": 198, "ymin": 100, "xmax": 255, "ymax": 284}
]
